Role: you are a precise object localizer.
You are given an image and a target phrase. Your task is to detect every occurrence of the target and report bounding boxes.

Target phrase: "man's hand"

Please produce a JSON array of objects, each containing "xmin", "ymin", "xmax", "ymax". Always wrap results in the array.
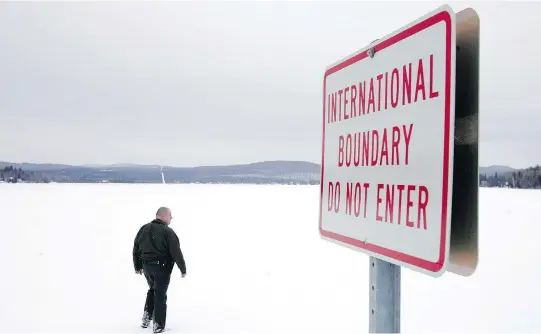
[{"xmin": 136, "ymin": 269, "xmax": 144, "ymax": 275}]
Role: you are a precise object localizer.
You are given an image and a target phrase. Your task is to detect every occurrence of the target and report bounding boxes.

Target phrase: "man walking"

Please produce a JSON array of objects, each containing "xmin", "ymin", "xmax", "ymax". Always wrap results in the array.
[{"xmin": 133, "ymin": 207, "xmax": 187, "ymax": 333}]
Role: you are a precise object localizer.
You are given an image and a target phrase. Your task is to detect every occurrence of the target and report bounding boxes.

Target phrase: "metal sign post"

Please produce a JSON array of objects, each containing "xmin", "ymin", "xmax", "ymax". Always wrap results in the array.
[{"xmin": 369, "ymin": 257, "xmax": 400, "ymax": 333}]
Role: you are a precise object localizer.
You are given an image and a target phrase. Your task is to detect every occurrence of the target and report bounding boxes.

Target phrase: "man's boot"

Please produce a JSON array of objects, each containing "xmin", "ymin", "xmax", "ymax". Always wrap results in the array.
[
  {"xmin": 153, "ymin": 321, "xmax": 165, "ymax": 333},
  {"xmin": 141, "ymin": 311, "xmax": 152, "ymax": 328}
]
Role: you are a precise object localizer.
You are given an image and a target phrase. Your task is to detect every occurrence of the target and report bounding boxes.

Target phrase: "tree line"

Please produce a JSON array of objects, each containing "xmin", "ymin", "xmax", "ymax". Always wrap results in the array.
[
  {"xmin": 0, "ymin": 165, "xmax": 49, "ymax": 183},
  {"xmin": 480, "ymin": 165, "xmax": 541, "ymax": 189},
  {"xmin": 2, "ymin": 162, "xmax": 541, "ymax": 188}
]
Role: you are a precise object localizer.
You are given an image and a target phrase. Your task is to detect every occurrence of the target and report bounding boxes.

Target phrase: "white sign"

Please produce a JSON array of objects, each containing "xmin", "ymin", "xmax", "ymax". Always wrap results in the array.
[{"xmin": 319, "ymin": 5, "xmax": 456, "ymax": 277}]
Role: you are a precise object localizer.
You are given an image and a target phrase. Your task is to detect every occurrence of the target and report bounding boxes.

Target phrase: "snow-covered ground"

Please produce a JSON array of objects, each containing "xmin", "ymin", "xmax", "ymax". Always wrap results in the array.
[{"xmin": 0, "ymin": 184, "xmax": 539, "ymax": 333}]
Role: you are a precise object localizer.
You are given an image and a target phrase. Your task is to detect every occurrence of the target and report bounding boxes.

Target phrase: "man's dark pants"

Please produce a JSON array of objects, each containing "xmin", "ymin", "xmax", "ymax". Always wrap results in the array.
[{"xmin": 142, "ymin": 261, "xmax": 172, "ymax": 329}]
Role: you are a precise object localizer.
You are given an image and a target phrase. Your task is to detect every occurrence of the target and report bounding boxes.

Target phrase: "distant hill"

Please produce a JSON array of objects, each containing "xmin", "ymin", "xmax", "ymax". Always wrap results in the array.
[
  {"xmin": 83, "ymin": 163, "xmax": 162, "ymax": 169},
  {"xmin": 0, "ymin": 161, "xmax": 79, "ymax": 171},
  {"xmin": 0, "ymin": 160, "xmax": 527, "ymax": 185},
  {"xmin": 0, "ymin": 160, "xmax": 321, "ymax": 184},
  {"xmin": 479, "ymin": 165, "xmax": 516, "ymax": 177}
]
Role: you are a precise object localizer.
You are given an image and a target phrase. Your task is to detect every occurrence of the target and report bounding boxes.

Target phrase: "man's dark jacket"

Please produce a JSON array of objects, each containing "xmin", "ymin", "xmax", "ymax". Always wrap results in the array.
[{"xmin": 133, "ymin": 219, "xmax": 187, "ymax": 275}]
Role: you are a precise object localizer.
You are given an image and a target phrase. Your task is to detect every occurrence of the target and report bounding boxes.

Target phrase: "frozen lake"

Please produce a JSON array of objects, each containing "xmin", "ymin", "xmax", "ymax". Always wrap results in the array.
[{"xmin": 0, "ymin": 184, "xmax": 539, "ymax": 333}]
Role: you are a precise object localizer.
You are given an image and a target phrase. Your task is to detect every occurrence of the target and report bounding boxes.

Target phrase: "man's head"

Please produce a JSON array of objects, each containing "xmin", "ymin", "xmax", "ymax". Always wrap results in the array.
[{"xmin": 156, "ymin": 206, "xmax": 173, "ymax": 225}]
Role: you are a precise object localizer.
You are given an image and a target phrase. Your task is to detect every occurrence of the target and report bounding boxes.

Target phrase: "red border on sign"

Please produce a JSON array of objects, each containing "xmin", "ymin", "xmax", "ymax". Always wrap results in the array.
[{"xmin": 319, "ymin": 10, "xmax": 452, "ymax": 273}]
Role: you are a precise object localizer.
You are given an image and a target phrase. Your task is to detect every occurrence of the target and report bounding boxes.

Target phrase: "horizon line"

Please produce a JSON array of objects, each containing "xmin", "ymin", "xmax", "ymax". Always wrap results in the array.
[
  {"xmin": 0, "ymin": 160, "xmax": 535, "ymax": 171},
  {"xmin": 0, "ymin": 159, "xmax": 322, "ymax": 169}
]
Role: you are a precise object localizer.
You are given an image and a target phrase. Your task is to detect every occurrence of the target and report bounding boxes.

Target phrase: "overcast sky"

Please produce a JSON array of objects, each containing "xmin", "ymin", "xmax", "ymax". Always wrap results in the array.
[{"xmin": 0, "ymin": 1, "xmax": 538, "ymax": 168}]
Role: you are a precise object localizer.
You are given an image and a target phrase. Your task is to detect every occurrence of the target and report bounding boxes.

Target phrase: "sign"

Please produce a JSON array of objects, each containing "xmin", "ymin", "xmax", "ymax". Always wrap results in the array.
[{"xmin": 319, "ymin": 5, "xmax": 456, "ymax": 277}]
